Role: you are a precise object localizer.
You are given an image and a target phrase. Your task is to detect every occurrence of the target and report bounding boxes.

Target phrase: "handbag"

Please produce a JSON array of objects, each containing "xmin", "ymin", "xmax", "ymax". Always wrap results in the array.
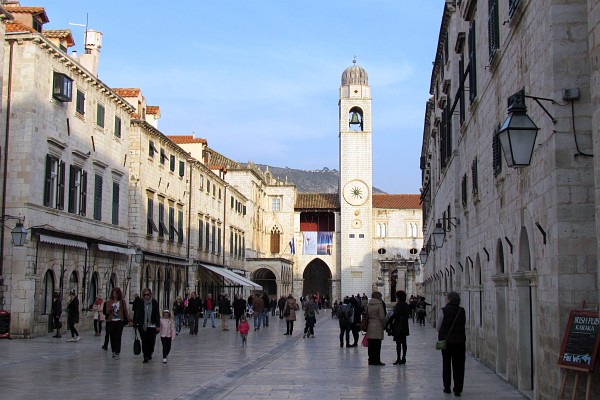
[
  {"xmin": 436, "ymin": 308, "xmax": 462, "ymax": 351},
  {"xmin": 133, "ymin": 329, "xmax": 141, "ymax": 355},
  {"xmin": 359, "ymin": 313, "xmax": 368, "ymax": 332},
  {"xmin": 361, "ymin": 335, "xmax": 369, "ymax": 347},
  {"xmin": 54, "ymin": 320, "xmax": 63, "ymax": 329}
]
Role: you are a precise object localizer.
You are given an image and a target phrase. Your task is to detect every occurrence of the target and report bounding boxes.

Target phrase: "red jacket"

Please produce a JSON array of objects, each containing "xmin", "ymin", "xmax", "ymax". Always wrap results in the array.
[{"xmin": 238, "ymin": 321, "xmax": 250, "ymax": 335}]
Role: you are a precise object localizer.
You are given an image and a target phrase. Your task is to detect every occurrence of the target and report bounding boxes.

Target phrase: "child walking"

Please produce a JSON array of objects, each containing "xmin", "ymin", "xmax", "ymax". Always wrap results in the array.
[
  {"xmin": 238, "ymin": 316, "xmax": 250, "ymax": 346},
  {"xmin": 160, "ymin": 309, "xmax": 175, "ymax": 364}
]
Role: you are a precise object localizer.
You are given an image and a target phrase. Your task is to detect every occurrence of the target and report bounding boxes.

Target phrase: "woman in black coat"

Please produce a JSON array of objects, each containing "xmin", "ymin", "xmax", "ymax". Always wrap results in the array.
[
  {"xmin": 387, "ymin": 290, "xmax": 410, "ymax": 365},
  {"xmin": 66, "ymin": 290, "xmax": 80, "ymax": 342},
  {"xmin": 436, "ymin": 291, "xmax": 467, "ymax": 397},
  {"xmin": 133, "ymin": 288, "xmax": 160, "ymax": 363}
]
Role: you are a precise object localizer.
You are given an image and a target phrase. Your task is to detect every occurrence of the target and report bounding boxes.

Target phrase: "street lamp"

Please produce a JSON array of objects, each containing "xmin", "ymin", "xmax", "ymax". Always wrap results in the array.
[
  {"xmin": 134, "ymin": 248, "xmax": 144, "ymax": 263},
  {"xmin": 432, "ymin": 217, "xmax": 460, "ymax": 248},
  {"xmin": 498, "ymin": 90, "xmax": 540, "ymax": 168},
  {"xmin": 419, "ymin": 244, "xmax": 435, "ymax": 264},
  {"xmin": 11, "ymin": 222, "xmax": 27, "ymax": 246}
]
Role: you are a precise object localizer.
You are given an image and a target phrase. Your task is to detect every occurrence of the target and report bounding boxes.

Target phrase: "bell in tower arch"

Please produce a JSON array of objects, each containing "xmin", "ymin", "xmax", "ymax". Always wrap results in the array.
[{"xmin": 349, "ymin": 110, "xmax": 363, "ymax": 131}]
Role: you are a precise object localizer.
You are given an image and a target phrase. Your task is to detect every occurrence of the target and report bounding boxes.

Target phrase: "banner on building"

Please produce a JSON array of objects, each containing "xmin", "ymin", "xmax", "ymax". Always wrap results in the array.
[{"xmin": 302, "ymin": 231, "xmax": 333, "ymax": 255}]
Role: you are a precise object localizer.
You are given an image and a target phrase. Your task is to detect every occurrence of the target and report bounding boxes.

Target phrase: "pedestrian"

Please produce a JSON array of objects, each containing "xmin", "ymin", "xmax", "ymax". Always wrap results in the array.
[
  {"xmin": 92, "ymin": 296, "xmax": 104, "ymax": 337},
  {"xmin": 233, "ymin": 294, "xmax": 247, "ymax": 331},
  {"xmin": 437, "ymin": 291, "xmax": 467, "ymax": 397},
  {"xmin": 417, "ymin": 296, "xmax": 431, "ymax": 326},
  {"xmin": 252, "ymin": 293, "xmax": 265, "ymax": 331},
  {"xmin": 277, "ymin": 296, "xmax": 286, "ymax": 319},
  {"xmin": 66, "ymin": 290, "xmax": 80, "ymax": 342},
  {"xmin": 366, "ymin": 291, "xmax": 386, "ymax": 366},
  {"xmin": 186, "ymin": 292, "xmax": 202, "ymax": 334},
  {"xmin": 238, "ymin": 315, "xmax": 250, "ymax": 346},
  {"xmin": 202, "ymin": 293, "xmax": 216, "ymax": 328},
  {"xmin": 348, "ymin": 296, "xmax": 362, "ymax": 347},
  {"xmin": 133, "ymin": 288, "xmax": 160, "ymax": 363},
  {"xmin": 338, "ymin": 298, "xmax": 354, "ymax": 347},
  {"xmin": 219, "ymin": 293, "xmax": 232, "ymax": 331},
  {"xmin": 302, "ymin": 295, "xmax": 319, "ymax": 338},
  {"xmin": 105, "ymin": 287, "xmax": 130, "ymax": 360},
  {"xmin": 51, "ymin": 291, "xmax": 62, "ymax": 338},
  {"xmin": 262, "ymin": 292, "xmax": 270, "ymax": 327},
  {"xmin": 270, "ymin": 298, "xmax": 277, "ymax": 317},
  {"xmin": 183, "ymin": 294, "xmax": 189, "ymax": 327},
  {"xmin": 283, "ymin": 294, "xmax": 299, "ymax": 335},
  {"xmin": 172, "ymin": 296, "xmax": 184, "ymax": 335},
  {"xmin": 387, "ymin": 290, "xmax": 410, "ymax": 365},
  {"xmin": 160, "ymin": 309, "xmax": 175, "ymax": 364}
]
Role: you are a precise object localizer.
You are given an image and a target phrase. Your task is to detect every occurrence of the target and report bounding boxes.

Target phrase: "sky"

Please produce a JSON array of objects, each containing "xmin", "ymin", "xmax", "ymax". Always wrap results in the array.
[{"xmin": 40, "ymin": 1, "xmax": 443, "ymax": 194}]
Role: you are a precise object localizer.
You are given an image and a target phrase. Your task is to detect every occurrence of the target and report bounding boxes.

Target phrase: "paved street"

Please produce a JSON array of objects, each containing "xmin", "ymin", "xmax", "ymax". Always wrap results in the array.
[{"xmin": 0, "ymin": 310, "xmax": 526, "ymax": 399}]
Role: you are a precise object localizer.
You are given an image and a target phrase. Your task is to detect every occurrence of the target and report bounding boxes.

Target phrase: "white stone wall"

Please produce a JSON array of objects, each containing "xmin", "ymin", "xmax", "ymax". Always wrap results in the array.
[{"xmin": 422, "ymin": 1, "xmax": 598, "ymax": 398}]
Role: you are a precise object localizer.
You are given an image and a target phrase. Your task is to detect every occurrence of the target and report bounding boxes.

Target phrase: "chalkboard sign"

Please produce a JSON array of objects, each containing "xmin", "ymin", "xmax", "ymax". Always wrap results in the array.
[{"xmin": 558, "ymin": 310, "xmax": 600, "ymax": 372}]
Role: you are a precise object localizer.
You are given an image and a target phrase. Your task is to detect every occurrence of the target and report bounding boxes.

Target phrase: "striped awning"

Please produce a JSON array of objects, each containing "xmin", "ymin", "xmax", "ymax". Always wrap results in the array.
[
  {"xmin": 98, "ymin": 244, "xmax": 136, "ymax": 255},
  {"xmin": 39, "ymin": 234, "xmax": 88, "ymax": 249},
  {"xmin": 199, "ymin": 264, "xmax": 262, "ymax": 290}
]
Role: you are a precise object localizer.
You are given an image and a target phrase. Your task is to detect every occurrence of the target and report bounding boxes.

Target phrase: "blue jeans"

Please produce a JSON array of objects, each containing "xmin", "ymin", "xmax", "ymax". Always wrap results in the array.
[
  {"xmin": 203, "ymin": 310, "xmax": 215, "ymax": 327},
  {"xmin": 253, "ymin": 312, "xmax": 264, "ymax": 329},
  {"xmin": 174, "ymin": 314, "xmax": 183, "ymax": 333}
]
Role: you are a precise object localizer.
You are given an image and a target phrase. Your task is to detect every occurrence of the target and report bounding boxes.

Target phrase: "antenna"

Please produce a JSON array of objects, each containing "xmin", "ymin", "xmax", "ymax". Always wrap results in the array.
[{"xmin": 68, "ymin": 12, "xmax": 89, "ymax": 52}]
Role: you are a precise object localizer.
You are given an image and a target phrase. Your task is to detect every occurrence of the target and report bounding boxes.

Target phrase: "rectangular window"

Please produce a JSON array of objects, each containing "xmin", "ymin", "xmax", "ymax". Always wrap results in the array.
[
  {"xmin": 472, "ymin": 158, "xmax": 479, "ymax": 197},
  {"xmin": 93, "ymin": 174, "xmax": 102, "ymax": 220},
  {"xmin": 178, "ymin": 210, "xmax": 184, "ymax": 244},
  {"xmin": 147, "ymin": 198, "xmax": 158, "ymax": 235},
  {"xmin": 242, "ymin": 236, "xmax": 245, "ymax": 259},
  {"xmin": 168, "ymin": 206, "xmax": 175, "ymax": 242},
  {"xmin": 509, "ymin": 0, "xmax": 521, "ymax": 18},
  {"xmin": 211, "ymin": 223, "xmax": 216, "ymax": 253},
  {"xmin": 199, "ymin": 175, "xmax": 204, "ymax": 189},
  {"xmin": 234, "ymin": 233, "xmax": 238, "ymax": 258},
  {"xmin": 68, "ymin": 166, "xmax": 87, "ymax": 216},
  {"xmin": 114, "ymin": 116, "xmax": 122, "ymax": 138},
  {"xmin": 179, "ymin": 161, "xmax": 185, "ymax": 177},
  {"xmin": 43, "ymin": 155, "xmax": 65, "ymax": 210},
  {"xmin": 205, "ymin": 221, "xmax": 210, "ymax": 252},
  {"xmin": 488, "ymin": 0, "xmax": 500, "ymax": 62},
  {"xmin": 459, "ymin": 54, "xmax": 466, "ymax": 125},
  {"xmin": 461, "ymin": 174, "xmax": 468, "ymax": 207},
  {"xmin": 230, "ymin": 231, "xmax": 234, "ymax": 255},
  {"xmin": 493, "ymin": 126, "xmax": 502, "ymax": 176},
  {"xmin": 468, "ymin": 20, "xmax": 478, "ymax": 102},
  {"xmin": 158, "ymin": 203, "xmax": 168, "ymax": 237},
  {"xmin": 32, "ymin": 17, "xmax": 42, "ymax": 32},
  {"xmin": 160, "ymin": 149, "xmax": 167, "ymax": 165},
  {"xmin": 96, "ymin": 104, "xmax": 105, "ymax": 127},
  {"xmin": 112, "ymin": 182, "xmax": 119, "ymax": 225},
  {"xmin": 271, "ymin": 197, "xmax": 281, "ymax": 212},
  {"xmin": 198, "ymin": 218, "xmax": 204, "ymax": 249},
  {"xmin": 207, "ymin": 180, "xmax": 211, "ymax": 193},
  {"xmin": 169, "ymin": 155, "xmax": 175, "ymax": 172},
  {"xmin": 52, "ymin": 72, "xmax": 73, "ymax": 102},
  {"xmin": 231, "ymin": 196, "xmax": 235, "ymax": 209},
  {"xmin": 217, "ymin": 227, "xmax": 222, "ymax": 255},
  {"xmin": 76, "ymin": 89, "xmax": 85, "ymax": 115},
  {"xmin": 149, "ymin": 140, "xmax": 157, "ymax": 158}
]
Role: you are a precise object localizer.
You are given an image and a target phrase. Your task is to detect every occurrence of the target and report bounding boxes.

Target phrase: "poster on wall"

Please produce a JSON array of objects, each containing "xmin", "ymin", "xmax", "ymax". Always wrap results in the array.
[{"xmin": 303, "ymin": 232, "xmax": 333, "ymax": 255}]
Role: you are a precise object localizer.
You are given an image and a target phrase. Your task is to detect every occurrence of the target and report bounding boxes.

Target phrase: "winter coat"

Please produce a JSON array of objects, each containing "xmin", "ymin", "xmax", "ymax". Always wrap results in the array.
[
  {"xmin": 105, "ymin": 298, "xmax": 130, "ymax": 323},
  {"xmin": 252, "ymin": 297, "xmax": 265, "ymax": 313},
  {"xmin": 160, "ymin": 317, "xmax": 175, "ymax": 338},
  {"xmin": 67, "ymin": 297, "xmax": 79, "ymax": 324},
  {"xmin": 233, "ymin": 298, "xmax": 247, "ymax": 317},
  {"xmin": 92, "ymin": 302, "xmax": 105, "ymax": 321},
  {"xmin": 283, "ymin": 298, "xmax": 299, "ymax": 321},
  {"xmin": 238, "ymin": 320, "xmax": 250, "ymax": 335},
  {"xmin": 389, "ymin": 301, "xmax": 410, "ymax": 339},
  {"xmin": 218, "ymin": 298, "xmax": 232, "ymax": 315},
  {"xmin": 172, "ymin": 300, "xmax": 184, "ymax": 316},
  {"xmin": 366, "ymin": 298, "xmax": 386, "ymax": 340},
  {"xmin": 186, "ymin": 296, "xmax": 202, "ymax": 314},
  {"xmin": 51, "ymin": 298, "xmax": 62, "ymax": 320},
  {"xmin": 132, "ymin": 299, "xmax": 160, "ymax": 330}
]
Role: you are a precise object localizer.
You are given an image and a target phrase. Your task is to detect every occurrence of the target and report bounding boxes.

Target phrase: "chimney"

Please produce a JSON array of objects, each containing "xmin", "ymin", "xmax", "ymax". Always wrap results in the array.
[
  {"xmin": 79, "ymin": 30, "xmax": 102, "ymax": 76},
  {"xmin": 71, "ymin": 50, "xmax": 78, "ymax": 61}
]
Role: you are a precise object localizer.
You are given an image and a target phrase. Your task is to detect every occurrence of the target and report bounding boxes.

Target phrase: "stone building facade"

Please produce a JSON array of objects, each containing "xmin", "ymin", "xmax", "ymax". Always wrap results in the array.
[
  {"xmin": 0, "ymin": 2, "xmax": 422, "ymax": 337},
  {"xmin": 421, "ymin": 1, "xmax": 600, "ymax": 398}
]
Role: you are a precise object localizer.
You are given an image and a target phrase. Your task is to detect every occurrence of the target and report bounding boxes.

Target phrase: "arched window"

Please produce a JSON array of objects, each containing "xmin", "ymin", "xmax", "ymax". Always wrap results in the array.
[
  {"xmin": 69, "ymin": 271, "xmax": 79, "ymax": 295},
  {"xmin": 43, "ymin": 270, "xmax": 55, "ymax": 315},
  {"xmin": 376, "ymin": 224, "xmax": 382, "ymax": 237},
  {"xmin": 270, "ymin": 227, "xmax": 281, "ymax": 254},
  {"xmin": 88, "ymin": 272, "xmax": 99, "ymax": 309}
]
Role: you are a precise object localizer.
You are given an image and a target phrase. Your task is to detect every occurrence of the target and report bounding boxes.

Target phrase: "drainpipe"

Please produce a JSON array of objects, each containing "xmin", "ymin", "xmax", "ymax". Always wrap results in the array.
[
  {"xmin": 0, "ymin": 40, "xmax": 15, "ymax": 307},
  {"xmin": 223, "ymin": 185, "xmax": 227, "ymax": 267},
  {"xmin": 185, "ymin": 161, "xmax": 193, "ymax": 294}
]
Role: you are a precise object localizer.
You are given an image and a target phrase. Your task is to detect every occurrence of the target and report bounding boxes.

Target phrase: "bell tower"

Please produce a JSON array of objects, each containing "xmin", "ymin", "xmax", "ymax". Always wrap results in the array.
[{"xmin": 339, "ymin": 59, "xmax": 373, "ymax": 297}]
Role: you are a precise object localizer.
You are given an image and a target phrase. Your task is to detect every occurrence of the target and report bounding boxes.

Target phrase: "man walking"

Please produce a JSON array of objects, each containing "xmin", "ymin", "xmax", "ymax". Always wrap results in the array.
[
  {"xmin": 186, "ymin": 292, "xmax": 202, "ymax": 335},
  {"xmin": 252, "ymin": 293, "xmax": 265, "ymax": 331},
  {"xmin": 203, "ymin": 293, "xmax": 216, "ymax": 328}
]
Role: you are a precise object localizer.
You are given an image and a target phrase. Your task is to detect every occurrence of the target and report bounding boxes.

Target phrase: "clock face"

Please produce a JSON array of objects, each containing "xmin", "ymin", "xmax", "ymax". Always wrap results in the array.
[{"xmin": 343, "ymin": 180, "xmax": 369, "ymax": 206}]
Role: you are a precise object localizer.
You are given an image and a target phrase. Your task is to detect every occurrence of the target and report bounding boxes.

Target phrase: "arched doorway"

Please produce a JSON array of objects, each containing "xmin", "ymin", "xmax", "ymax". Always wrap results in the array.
[
  {"xmin": 303, "ymin": 259, "xmax": 332, "ymax": 300},
  {"xmin": 253, "ymin": 268, "xmax": 277, "ymax": 297},
  {"xmin": 517, "ymin": 227, "xmax": 535, "ymax": 391}
]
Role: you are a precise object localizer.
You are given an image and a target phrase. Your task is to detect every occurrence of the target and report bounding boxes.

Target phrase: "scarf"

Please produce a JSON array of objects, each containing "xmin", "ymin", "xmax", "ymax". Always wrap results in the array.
[{"xmin": 143, "ymin": 298, "xmax": 153, "ymax": 331}]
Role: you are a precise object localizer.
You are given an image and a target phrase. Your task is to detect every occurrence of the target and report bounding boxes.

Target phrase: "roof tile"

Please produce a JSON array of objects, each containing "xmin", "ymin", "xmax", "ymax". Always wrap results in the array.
[
  {"xmin": 372, "ymin": 194, "xmax": 421, "ymax": 209},
  {"xmin": 43, "ymin": 29, "xmax": 75, "ymax": 47},
  {"xmin": 168, "ymin": 135, "xmax": 207, "ymax": 145},
  {"xmin": 6, "ymin": 21, "xmax": 36, "ymax": 33},
  {"xmin": 295, "ymin": 193, "xmax": 339, "ymax": 209},
  {"xmin": 113, "ymin": 88, "xmax": 141, "ymax": 97},
  {"xmin": 146, "ymin": 105, "xmax": 160, "ymax": 115}
]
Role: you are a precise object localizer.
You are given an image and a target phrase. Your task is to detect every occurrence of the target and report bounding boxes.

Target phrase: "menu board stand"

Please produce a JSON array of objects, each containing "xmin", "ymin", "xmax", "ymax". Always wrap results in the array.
[{"xmin": 558, "ymin": 304, "xmax": 599, "ymax": 400}]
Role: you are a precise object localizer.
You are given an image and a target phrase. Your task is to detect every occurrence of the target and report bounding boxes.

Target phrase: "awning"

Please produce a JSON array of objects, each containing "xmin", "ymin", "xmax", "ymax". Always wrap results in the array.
[
  {"xmin": 199, "ymin": 264, "xmax": 262, "ymax": 290},
  {"xmin": 98, "ymin": 244, "xmax": 136, "ymax": 255},
  {"xmin": 39, "ymin": 234, "xmax": 88, "ymax": 249},
  {"xmin": 144, "ymin": 254, "xmax": 190, "ymax": 266}
]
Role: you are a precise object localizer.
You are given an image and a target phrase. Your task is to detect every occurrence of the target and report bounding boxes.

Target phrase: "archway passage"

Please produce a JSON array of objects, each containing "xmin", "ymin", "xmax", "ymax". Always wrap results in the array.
[
  {"xmin": 303, "ymin": 259, "xmax": 332, "ymax": 300},
  {"xmin": 253, "ymin": 268, "xmax": 277, "ymax": 297}
]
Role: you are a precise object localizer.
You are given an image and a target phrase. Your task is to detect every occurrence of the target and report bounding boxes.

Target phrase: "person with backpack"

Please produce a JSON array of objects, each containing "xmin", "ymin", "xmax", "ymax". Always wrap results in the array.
[
  {"xmin": 338, "ymin": 298, "xmax": 354, "ymax": 347},
  {"xmin": 387, "ymin": 290, "xmax": 410, "ymax": 365}
]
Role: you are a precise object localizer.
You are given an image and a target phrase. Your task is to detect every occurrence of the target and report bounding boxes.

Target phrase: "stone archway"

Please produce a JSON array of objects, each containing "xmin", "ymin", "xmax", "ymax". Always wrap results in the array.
[
  {"xmin": 253, "ymin": 268, "xmax": 277, "ymax": 297},
  {"xmin": 303, "ymin": 259, "xmax": 332, "ymax": 300}
]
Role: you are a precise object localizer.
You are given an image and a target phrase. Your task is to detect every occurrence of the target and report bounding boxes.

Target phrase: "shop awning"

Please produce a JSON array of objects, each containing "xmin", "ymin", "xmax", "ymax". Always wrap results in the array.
[
  {"xmin": 199, "ymin": 264, "xmax": 262, "ymax": 290},
  {"xmin": 98, "ymin": 244, "xmax": 136, "ymax": 255},
  {"xmin": 39, "ymin": 234, "xmax": 88, "ymax": 249},
  {"xmin": 144, "ymin": 254, "xmax": 190, "ymax": 266}
]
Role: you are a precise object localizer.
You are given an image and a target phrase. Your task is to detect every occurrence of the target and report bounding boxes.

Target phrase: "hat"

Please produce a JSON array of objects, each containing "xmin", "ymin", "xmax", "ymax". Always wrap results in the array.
[{"xmin": 163, "ymin": 309, "xmax": 171, "ymax": 315}]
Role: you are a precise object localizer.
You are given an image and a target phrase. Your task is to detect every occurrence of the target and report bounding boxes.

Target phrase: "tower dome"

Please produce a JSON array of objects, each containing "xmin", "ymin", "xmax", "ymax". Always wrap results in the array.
[{"xmin": 341, "ymin": 59, "xmax": 368, "ymax": 86}]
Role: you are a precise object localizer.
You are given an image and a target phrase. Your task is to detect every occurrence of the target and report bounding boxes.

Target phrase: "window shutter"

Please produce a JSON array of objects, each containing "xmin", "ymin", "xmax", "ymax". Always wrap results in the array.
[
  {"xmin": 170, "ymin": 155, "xmax": 175, "ymax": 172},
  {"xmin": 112, "ymin": 182, "xmax": 119, "ymax": 225},
  {"xmin": 198, "ymin": 219, "xmax": 203, "ymax": 248},
  {"xmin": 68, "ymin": 165, "xmax": 76, "ymax": 213},
  {"xmin": 44, "ymin": 155, "xmax": 52, "ymax": 206},
  {"xmin": 80, "ymin": 171, "xmax": 87, "ymax": 216},
  {"xmin": 230, "ymin": 231, "xmax": 234, "ymax": 254},
  {"xmin": 179, "ymin": 160, "xmax": 185, "ymax": 177},
  {"xmin": 147, "ymin": 198, "xmax": 154, "ymax": 235},
  {"xmin": 178, "ymin": 210, "xmax": 184, "ymax": 244},
  {"xmin": 493, "ymin": 126, "xmax": 502, "ymax": 175},
  {"xmin": 96, "ymin": 104, "xmax": 105, "ymax": 127},
  {"xmin": 217, "ymin": 227, "xmax": 221, "ymax": 254},
  {"xmin": 488, "ymin": 0, "xmax": 500, "ymax": 62},
  {"xmin": 468, "ymin": 20, "xmax": 477, "ymax": 102},
  {"xmin": 94, "ymin": 174, "xmax": 103, "ymax": 220},
  {"xmin": 114, "ymin": 116, "xmax": 121, "ymax": 138},
  {"xmin": 159, "ymin": 203, "xmax": 165, "ymax": 236},
  {"xmin": 149, "ymin": 140, "xmax": 155, "ymax": 157},
  {"xmin": 169, "ymin": 207, "xmax": 175, "ymax": 242},
  {"xmin": 205, "ymin": 221, "xmax": 210, "ymax": 252},
  {"xmin": 270, "ymin": 231, "xmax": 280, "ymax": 254},
  {"xmin": 57, "ymin": 160, "xmax": 65, "ymax": 210}
]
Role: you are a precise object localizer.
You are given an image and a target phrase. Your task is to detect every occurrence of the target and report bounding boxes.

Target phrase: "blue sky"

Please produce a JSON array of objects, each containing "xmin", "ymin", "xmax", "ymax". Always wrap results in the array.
[{"xmin": 42, "ymin": 1, "xmax": 443, "ymax": 194}]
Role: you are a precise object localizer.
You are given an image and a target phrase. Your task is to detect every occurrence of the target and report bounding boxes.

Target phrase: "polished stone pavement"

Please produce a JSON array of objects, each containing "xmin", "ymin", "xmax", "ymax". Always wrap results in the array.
[{"xmin": 0, "ymin": 311, "xmax": 526, "ymax": 399}]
